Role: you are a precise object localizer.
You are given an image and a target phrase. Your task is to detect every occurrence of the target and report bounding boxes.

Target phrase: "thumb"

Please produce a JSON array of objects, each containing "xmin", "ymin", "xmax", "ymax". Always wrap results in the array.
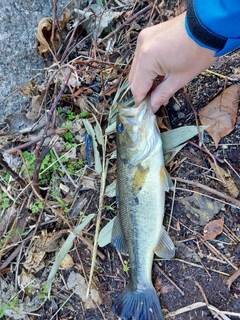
[{"xmin": 150, "ymin": 75, "xmax": 182, "ymax": 112}]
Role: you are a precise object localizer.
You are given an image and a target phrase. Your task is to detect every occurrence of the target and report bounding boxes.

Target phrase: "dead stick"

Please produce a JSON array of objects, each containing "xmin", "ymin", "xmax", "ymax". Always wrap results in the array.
[
  {"xmin": 99, "ymin": 3, "xmax": 154, "ymax": 43},
  {"xmin": 188, "ymin": 140, "xmax": 223, "ymax": 163},
  {"xmin": 155, "ymin": 262, "xmax": 184, "ymax": 296},
  {"xmin": 5, "ymin": 128, "xmax": 67, "ymax": 154},
  {"xmin": 0, "ymin": 153, "xmax": 27, "ymax": 187},
  {"xmin": 172, "ymin": 177, "xmax": 240, "ymax": 208}
]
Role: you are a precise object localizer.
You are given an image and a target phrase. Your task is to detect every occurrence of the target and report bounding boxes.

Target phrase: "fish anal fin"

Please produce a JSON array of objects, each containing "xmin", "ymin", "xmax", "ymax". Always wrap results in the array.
[
  {"xmin": 112, "ymin": 214, "xmax": 128, "ymax": 254},
  {"xmin": 154, "ymin": 227, "xmax": 175, "ymax": 258},
  {"xmin": 159, "ymin": 166, "xmax": 174, "ymax": 192},
  {"xmin": 132, "ymin": 165, "xmax": 149, "ymax": 196}
]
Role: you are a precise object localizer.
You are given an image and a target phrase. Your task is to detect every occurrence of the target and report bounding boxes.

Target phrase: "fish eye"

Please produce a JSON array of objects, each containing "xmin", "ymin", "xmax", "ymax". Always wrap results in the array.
[{"xmin": 117, "ymin": 123, "xmax": 124, "ymax": 133}]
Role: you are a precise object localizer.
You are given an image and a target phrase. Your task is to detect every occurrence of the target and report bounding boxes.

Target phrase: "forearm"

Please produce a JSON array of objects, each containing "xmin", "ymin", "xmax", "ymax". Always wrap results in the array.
[{"xmin": 186, "ymin": 0, "xmax": 240, "ymax": 56}]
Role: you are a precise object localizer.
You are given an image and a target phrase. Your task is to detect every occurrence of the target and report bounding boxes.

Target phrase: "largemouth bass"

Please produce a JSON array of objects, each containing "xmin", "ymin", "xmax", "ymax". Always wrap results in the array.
[{"xmin": 100, "ymin": 97, "xmax": 175, "ymax": 320}]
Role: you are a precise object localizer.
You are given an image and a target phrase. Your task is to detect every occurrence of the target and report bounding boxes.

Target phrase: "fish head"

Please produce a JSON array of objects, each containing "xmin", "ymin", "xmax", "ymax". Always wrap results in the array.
[{"xmin": 117, "ymin": 97, "xmax": 161, "ymax": 164}]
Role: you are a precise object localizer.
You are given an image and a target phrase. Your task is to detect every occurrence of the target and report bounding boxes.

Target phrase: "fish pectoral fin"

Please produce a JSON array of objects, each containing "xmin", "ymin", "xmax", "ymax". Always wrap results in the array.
[
  {"xmin": 159, "ymin": 166, "xmax": 174, "ymax": 192},
  {"xmin": 112, "ymin": 214, "xmax": 128, "ymax": 254},
  {"xmin": 154, "ymin": 227, "xmax": 175, "ymax": 258}
]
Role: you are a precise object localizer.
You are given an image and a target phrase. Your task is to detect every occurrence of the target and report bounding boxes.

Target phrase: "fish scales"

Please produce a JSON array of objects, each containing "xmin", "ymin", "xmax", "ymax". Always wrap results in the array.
[
  {"xmin": 103, "ymin": 97, "xmax": 175, "ymax": 320},
  {"xmin": 117, "ymin": 144, "xmax": 165, "ymax": 285}
]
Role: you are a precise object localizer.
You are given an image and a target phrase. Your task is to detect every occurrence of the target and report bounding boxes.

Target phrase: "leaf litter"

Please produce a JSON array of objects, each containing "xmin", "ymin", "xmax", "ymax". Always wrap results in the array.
[{"xmin": 0, "ymin": 0, "xmax": 240, "ymax": 319}]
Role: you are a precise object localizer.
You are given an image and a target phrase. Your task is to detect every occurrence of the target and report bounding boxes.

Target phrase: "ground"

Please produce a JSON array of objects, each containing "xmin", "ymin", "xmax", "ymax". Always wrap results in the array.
[{"xmin": 0, "ymin": 1, "xmax": 239, "ymax": 320}]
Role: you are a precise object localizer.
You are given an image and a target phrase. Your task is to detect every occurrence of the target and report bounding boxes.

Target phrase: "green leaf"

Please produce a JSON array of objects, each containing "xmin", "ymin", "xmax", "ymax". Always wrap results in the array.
[
  {"xmin": 47, "ymin": 214, "xmax": 95, "ymax": 298},
  {"xmin": 105, "ymin": 179, "xmax": 116, "ymax": 198},
  {"xmin": 164, "ymin": 143, "xmax": 187, "ymax": 165},
  {"xmin": 161, "ymin": 126, "xmax": 207, "ymax": 153},
  {"xmin": 98, "ymin": 217, "xmax": 116, "ymax": 247},
  {"xmin": 92, "ymin": 114, "xmax": 104, "ymax": 146}
]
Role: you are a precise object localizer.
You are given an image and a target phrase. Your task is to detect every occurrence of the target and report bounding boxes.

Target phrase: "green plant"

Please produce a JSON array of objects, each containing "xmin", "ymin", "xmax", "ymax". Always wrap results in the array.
[
  {"xmin": 104, "ymin": 205, "xmax": 115, "ymax": 211},
  {"xmin": 31, "ymin": 199, "xmax": 44, "ymax": 214},
  {"xmin": 0, "ymin": 294, "xmax": 19, "ymax": 319},
  {"xmin": 67, "ymin": 110, "xmax": 77, "ymax": 120},
  {"xmin": 22, "ymin": 151, "xmax": 36, "ymax": 177},
  {"xmin": 123, "ymin": 262, "xmax": 129, "ymax": 272},
  {"xmin": 0, "ymin": 192, "xmax": 12, "ymax": 210},
  {"xmin": 37, "ymin": 283, "xmax": 48, "ymax": 302},
  {"xmin": 0, "ymin": 303, "xmax": 8, "ymax": 318},
  {"xmin": 79, "ymin": 111, "xmax": 90, "ymax": 118}
]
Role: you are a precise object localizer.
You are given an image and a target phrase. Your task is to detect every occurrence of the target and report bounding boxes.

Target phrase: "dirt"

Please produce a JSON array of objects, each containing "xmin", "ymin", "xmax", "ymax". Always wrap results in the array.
[{"xmin": 0, "ymin": 1, "xmax": 240, "ymax": 320}]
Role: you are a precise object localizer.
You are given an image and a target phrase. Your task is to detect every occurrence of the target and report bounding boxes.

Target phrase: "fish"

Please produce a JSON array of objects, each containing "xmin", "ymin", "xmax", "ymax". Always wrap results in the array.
[{"xmin": 109, "ymin": 96, "xmax": 175, "ymax": 320}]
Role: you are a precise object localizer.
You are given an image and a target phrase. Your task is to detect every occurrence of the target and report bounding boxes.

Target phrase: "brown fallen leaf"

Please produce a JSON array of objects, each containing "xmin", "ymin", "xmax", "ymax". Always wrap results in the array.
[
  {"xmin": 36, "ymin": 10, "xmax": 72, "ymax": 58},
  {"xmin": 208, "ymin": 159, "xmax": 239, "ymax": 198},
  {"xmin": 60, "ymin": 254, "xmax": 74, "ymax": 269},
  {"xmin": 36, "ymin": 17, "xmax": 53, "ymax": 58},
  {"xmin": 203, "ymin": 218, "xmax": 224, "ymax": 241},
  {"xmin": 199, "ymin": 84, "xmax": 239, "ymax": 148},
  {"xmin": 226, "ymin": 267, "xmax": 240, "ymax": 289}
]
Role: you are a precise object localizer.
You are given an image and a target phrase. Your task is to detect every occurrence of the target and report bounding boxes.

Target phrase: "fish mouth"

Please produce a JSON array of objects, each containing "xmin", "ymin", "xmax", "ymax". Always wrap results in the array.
[{"xmin": 118, "ymin": 97, "xmax": 154, "ymax": 128}]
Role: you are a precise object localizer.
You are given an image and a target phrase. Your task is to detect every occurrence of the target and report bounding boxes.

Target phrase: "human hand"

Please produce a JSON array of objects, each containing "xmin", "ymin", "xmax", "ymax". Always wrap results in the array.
[{"xmin": 129, "ymin": 13, "xmax": 217, "ymax": 112}]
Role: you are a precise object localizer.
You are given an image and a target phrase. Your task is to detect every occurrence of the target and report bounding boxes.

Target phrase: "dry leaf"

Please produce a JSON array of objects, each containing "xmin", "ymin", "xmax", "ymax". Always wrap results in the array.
[
  {"xmin": 36, "ymin": 17, "xmax": 53, "ymax": 58},
  {"xmin": 226, "ymin": 267, "xmax": 240, "ymax": 289},
  {"xmin": 60, "ymin": 254, "xmax": 74, "ymax": 269},
  {"xmin": 208, "ymin": 159, "xmax": 239, "ymax": 198},
  {"xmin": 67, "ymin": 271, "xmax": 101, "ymax": 308},
  {"xmin": 199, "ymin": 84, "xmax": 239, "ymax": 148},
  {"xmin": 179, "ymin": 193, "xmax": 223, "ymax": 225},
  {"xmin": 36, "ymin": 10, "xmax": 72, "ymax": 58},
  {"xmin": 203, "ymin": 218, "xmax": 224, "ymax": 241},
  {"xmin": 19, "ymin": 270, "xmax": 35, "ymax": 296}
]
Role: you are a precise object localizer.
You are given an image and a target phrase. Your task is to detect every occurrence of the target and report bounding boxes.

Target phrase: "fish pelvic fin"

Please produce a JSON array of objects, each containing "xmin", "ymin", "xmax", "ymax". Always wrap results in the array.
[
  {"xmin": 112, "ymin": 283, "xmax": 164, "ymax": 320},
  {"xmin": 154, "ymin": 227, "xmax": 175, "ymax": 258},
  {"xmin": 159, "ymin": 166, "xmax": 174, "ymax": 192},
  {"xmin": 98, "ymin": 215, "xmax": 128, "ymax": 253}
]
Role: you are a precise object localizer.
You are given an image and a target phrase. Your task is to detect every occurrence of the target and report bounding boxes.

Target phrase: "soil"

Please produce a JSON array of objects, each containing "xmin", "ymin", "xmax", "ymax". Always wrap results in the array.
[{"xmin": 0, "ymin": 1, "xmax": 239, "ymax": 320}]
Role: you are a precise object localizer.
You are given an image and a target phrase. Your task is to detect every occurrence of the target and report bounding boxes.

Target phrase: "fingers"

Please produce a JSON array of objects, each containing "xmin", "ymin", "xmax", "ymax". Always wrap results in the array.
[
  {"xmin": 129, "ymin": 29, "xmax": 160, "ymax": 106},
  {"xmin": 129, "ymin": 58, "xmax": 158, "ymax": 106}
]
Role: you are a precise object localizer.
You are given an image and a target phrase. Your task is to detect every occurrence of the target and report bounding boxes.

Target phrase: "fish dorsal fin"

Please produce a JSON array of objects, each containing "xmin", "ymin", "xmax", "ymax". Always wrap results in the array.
[
  {"xmin": 112, "ymin": 214, "xmax": 128, "ymax": 254},
  {"xmin": 154, "ymin": 227, "xmax": 175, "ymax": 258},
  {"xmin": 159, "ymin": 166, "xmax": 174, "ymax": 192}
]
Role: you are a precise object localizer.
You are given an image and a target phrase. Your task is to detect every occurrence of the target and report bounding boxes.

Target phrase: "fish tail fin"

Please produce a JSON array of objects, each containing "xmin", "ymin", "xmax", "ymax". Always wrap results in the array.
[{"xmin": 112, "ymin": 283, "xmax": 164, "ymax": 320}]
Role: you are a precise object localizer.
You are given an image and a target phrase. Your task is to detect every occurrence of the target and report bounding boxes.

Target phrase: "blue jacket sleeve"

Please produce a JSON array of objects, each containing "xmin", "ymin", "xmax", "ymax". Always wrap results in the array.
[{"xmin": 185, "ymin": 0, "xmax": 240, "ymax": 56}]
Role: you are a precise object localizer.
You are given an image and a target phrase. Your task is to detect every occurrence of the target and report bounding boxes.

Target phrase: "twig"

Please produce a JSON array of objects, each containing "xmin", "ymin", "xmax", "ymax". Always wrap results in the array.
[
  {"xmin": 0, "ymin": 153, "xmax": 27, "ymax": 187},
  {"xmin": 195, "ymin": 281, "xmax": 230, "ymax": 320},
  {"xmin": 176, "ymin": 187, "xmax": 240, "ymax": 209},
  {"xmin": 99, "ymin": 3, "xmax": 154, "ymax": 43},
  {"xmin": 52, "ymin": 146, "xmax": 78, "ymax": 188},
  {"xmin": 155, "ymin": 262, "xmax": 184, "ymax": 296},
  {"xmin": 87, "ymin": 158, "xmax": 109, "ymax": 297},
  {"xmin": 161, "ymin": 258, "xmax": 230, "ymax": 276},
  {"xmin": 165, "ymin": 302, "xmax": 207, "ymax": 318},
  {"xmin": 188, "ymin": 140, "xmax": 224, "ymax": 163},
  {"xmin": 172, "ymin": 177, "xmax": 240, "ymax": 208},
  {"xmin": 5, "ymin": 128, "xmax": 67, "ymax": 154}
]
